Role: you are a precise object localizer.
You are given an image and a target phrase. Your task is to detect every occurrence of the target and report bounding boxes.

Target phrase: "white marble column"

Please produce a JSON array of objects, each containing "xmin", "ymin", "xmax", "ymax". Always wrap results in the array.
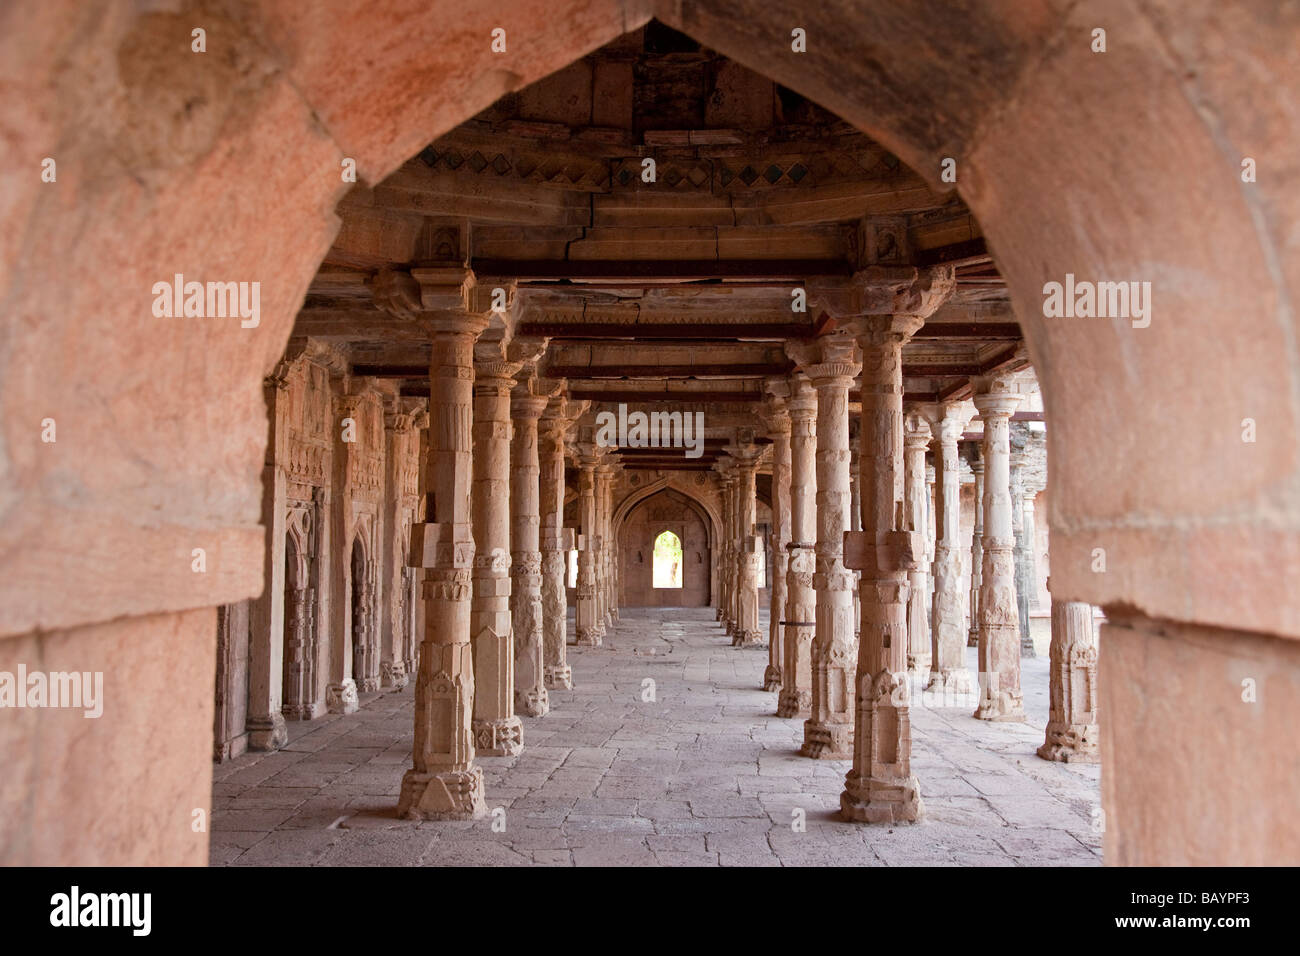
[
  {"xmin": 972, "ymin": 377, "xmax": 1025, "ymax": 722},
  {"xmin": 400, "ymin": 301, "xmax": 489, "ymax": 820},
  {"xmin": 802, "ymin": 337, "xmax": 861, "ymax": 759},
  {"xmin": 778, "ymin": 375, "xmax": 817, "ymax": 718}
]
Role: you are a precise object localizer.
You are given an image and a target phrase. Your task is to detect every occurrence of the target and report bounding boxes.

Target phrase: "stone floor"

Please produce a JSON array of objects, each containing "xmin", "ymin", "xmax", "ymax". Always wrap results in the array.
[{"xmin": 210, "ymin": 607, "xmax": 1102, "ymax": 866}]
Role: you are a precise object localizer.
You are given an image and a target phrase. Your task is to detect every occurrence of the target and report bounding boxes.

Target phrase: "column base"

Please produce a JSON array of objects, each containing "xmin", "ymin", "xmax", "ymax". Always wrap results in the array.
[
  {"xmin": 544, "ymin": 665, "xmax": 573, "ymax": 690},
  {"xmin": 924, "ymin": 667, "xmax": 976, "ymax": 699},
  {"xmin": 358, "ymin": 676, "xmax": 381, "ymax": 693},
  {"xmin": 732, "ymin": 629, "xmax": 763, "ymax": 648},
  {"xmin": 800, "ymin": 719, "xmax": 853, "ymax": 759},
  {"xmin": 715, "ymin": 607, "xmax": 724, "ymax": 621},
  {"xmin": 398, "ymin": 767, "xmax": 487, "ymax": 820},
  {"xmin": 473, "ymin": 716, "xmax": 524, "ymax": 756},
  {"xmin": 381, "ymin": 662, "xmax": 409, "ymax": 690},
  {"xmin": 967, "ymin": 630, "xmax": 979, "ymax": 647},
  {"xmin": 973, "ymin": 691, "xmax": 1025, "ymax": 722},
  {"xmin": 840, "ymin": 772, "xmax": 924, "ymax": 823},
  {"xmin": 776, "ymin": 688, "xmax": 811, "ymax": 719},
  {"xmin": 326, "ymin": 680, "xmax": 359, "ymax": 715},
  {"xmin": 762, "ymin": 665, "xmax": 782, "ymax": 692},
  {"xmin": 1037, "ymin": 724, "xmax": 1100, "ymax": 763},
  {"xmin": 575, "ymin": 625, "xmax": 603, "ymax": 647},
  {"xmin": 247, "ymin": 714, "xmax": 287, "ymax": 752},
  {"xmin": 906, "ymin": 653, "xmax": 932, "ymax": 673},
  {"xmin": 515, "ymin": 688, "xmax": 550, "ymax": 718}
]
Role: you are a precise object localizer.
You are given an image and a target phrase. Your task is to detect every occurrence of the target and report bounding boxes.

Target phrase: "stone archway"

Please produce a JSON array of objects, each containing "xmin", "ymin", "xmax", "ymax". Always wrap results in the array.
[
  {"xmin": 621, "ymin": 489, "xmax": 712, "ymax": 607},
  {"xmin": 2, "ymin": 1, "xmax": 1297, "ymax": 865}
]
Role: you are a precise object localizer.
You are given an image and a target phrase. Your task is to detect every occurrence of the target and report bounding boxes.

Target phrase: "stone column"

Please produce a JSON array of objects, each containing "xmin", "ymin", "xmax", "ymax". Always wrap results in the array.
[
  {"xmin": 731, "ymin": 444, "xmax": 763, "ymax": 647},
  {"xmin": 841, "ymin": 313, "xmax": 926, "ymax": 823},
  {"xmin": 574, "ymin": 446, "xmax": 605, "ymax": 646},
  {"xmin": 248, "ymin": 370, "xmax": 290, "ymax": 750},
  {"xmin": 1038, "ymin": 580, "xmax": 1100, "ymax": 763},
  {"xmin": 849, "ymin": 421, "xmax": 861, "ymax": 640},
  {"xmin": 778, "ymin": 375, "xmax": 817, "ymax": 718},
  {"xmin": 380, "ymin": 401, "xmax": 418, "ymax": 691},
  {"xmin": 922, "ymin": 403, "xmax": 975, "ymax": 694},
  {"xmin": 471, "ymin": 353, "xmax": 524, "ymax": 756},
  {"xmin": 1010, "ymin": 423, "xmax": 1035, "ymax": 658},
  {"xmin": 716, "ymin": 464, "xmax": 738, "ymax": 636},
  {"xmin": 903, "ymin": 410, "xmax": 931, "ymax": 674},
  {"xmin": 399, "ymin": 301, "xmax": 489, "ymax": 821},
  {"xmin": 763, "ymin": 392, "xmax": 792, "ymax": 690},
  {"xmin": 597, "ymin": 461, "xmax": 619, "ymax": 629},
  {"xmin": 802, "ymin": 338, "xmax": 861, "ymax": 759},
  {"xmin": 972, "ymin": 377, "xmax": 1025, "ymax": 721},
  {"xmin": 540, "ymin": 395, "xmax": 581, "ymax": 689},
  {"xmin": 511, "ymin": 379, "xmax": 550, "ymax": 718},
  {"xmin": 966, "ymin": 448, "xmax": 984, "ymax": 647}
]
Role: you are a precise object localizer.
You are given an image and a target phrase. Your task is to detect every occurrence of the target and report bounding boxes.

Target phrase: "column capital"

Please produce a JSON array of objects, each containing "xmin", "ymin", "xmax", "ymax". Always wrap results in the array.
[
  {"xmin": 807, "ymin": 265, "xmax": 956, "ymax": 320},
  {"xmin": 841, "ymin": 312, "xmax": 925, "ymax": 346},
  {"xmin": 920, "ymin": 401, "xmax": 976, "ymax": 444},
  {"xmin": 903, "ymin": 410, "xmax": 932, "ymax": 451},
  {"xmin": 971, "ymin": 378, "xmax": 1025, "ymax": 420}
]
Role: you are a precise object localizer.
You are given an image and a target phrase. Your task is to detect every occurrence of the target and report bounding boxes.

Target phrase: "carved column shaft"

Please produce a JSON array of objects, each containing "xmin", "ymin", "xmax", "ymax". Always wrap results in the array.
[
  {"xmin": 924, "ymin": 405, "xmax": 973, "ymax": 694},
  {"xmin": 778, "ymin": 379, "xmax": 817, "ymax": 718},
  {"xmin": 400, "ymin": 309, "xmax": 488, "ymax": 821},
  {"xmin": 764, "ymin": 408, "xmax": 792, "ymax": 690},
  {"xmin": 967, "ymin": 455, "xmax": 985, "ymax": 647},
  {"xmin": 540, "ymin": 406, "xmax": 574, "ymax": 689},
  {"xmin": 841, "ymin": 314, "xmax": 925, "ymax": 824},
  {"xmin": 732, "ymin": 451, "xmax": 763, "ymax": 647},
  {"xmin": 575, "ymin": 453, "xmax": 604, "ymax": 646},
  {"xmin": 903, "ymin": 412, "xmax": 932, "ymax": 673},
  {"xmin": 511, "ymin": 391, "xmax": 549, "ymax": 718},
  {"xmin": 471, "ymin": 362, "xmax": 523, "ymax": 755},
  {"xmin": 803, "ymin": 347, "xmax": 860, "ymax": 759},
  {"xmin": 1038, "ymin": 586, "xmax": 1100, "ymax": 763},
  {"xmin": 972, "ymin": 381, "xmax": 1025, "ymax": 721}
]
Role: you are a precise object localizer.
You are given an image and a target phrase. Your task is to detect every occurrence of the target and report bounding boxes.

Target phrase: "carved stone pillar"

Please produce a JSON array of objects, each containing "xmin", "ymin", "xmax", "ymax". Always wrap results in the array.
[
  {"xmin": 249, "ymin": 371, "xmax": 290, "ymax": 750},
  {"xmin": 972, "ymin": 378, "xmax": 1025, "ymax": 722},
  {"xmin": 1010, "ymin": 423, "xmax": 1036, "ymax": 658},
  {"xmin": 778, "ymin": 375, "xmax": 817, "ymax": 718},
  {"xmin": 716, "ymin": 464, "xmax": 738, "ymax": 636},
  {"xmin": 903, "ymin": 410, "xmax": 931, "ymax": 674},
  {"xmin": 540, "ymin": 396, "xmax": 581, "ymax": 689},
  {"xmin": 511, "ymin": 381, "xmax": 550, "ymax": 718},
  {"xmin": 575, "ymin": 447, "xmax": 604, "ymax": 646},
  {"xmin": 763, "ymin": 393, "xmax": 792, "ymax": 689},
  {"xmin": 922, "ymin": 403, "xmax": 975, "ymax": 694},
  {"xmin": 471, "ymin": 354, "xmax": 524, "ymax": 756},
  {"xmin": 966, "ymin": 449, "xmax": 985, "ymax": 647},
  {"xmin": 802, "ymin": 338, "xmax": 861, "ymax": 759},
  {"xmin": 597, "ymin": 461, "xmax": 618, "ymax": 629},
  {"xmin": 380, "ymin": 402, "xmax": 419, "ymax": 691},
  {"xmin": 1038, "ymin": 581, "xmax": 1100, "ymax": 763},
  {"xmin": 841, "ymin": 312, "xmax": 926, "ymax": 824},
  {"xmin": 282, "ymin": 585, "xmax": 315, "ymax": 719},
  {"xmin": 731, "ymin": 445, "xmax": 763, "ymax": 648},
  {"xmin": 399, "ymin": 294, "xmax": 489, "ymax": 821}
]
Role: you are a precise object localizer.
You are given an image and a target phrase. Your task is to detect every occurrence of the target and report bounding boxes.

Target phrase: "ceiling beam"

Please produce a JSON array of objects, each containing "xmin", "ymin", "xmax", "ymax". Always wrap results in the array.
[{"xmin": 471, "ymin": 258, "xmax": 852, "ymax": 281}]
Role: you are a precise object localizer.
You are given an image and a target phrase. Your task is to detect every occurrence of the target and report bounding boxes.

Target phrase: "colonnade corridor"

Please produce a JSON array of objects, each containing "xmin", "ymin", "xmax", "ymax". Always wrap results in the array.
[{"xmin": 211, "ymin": 607, "xmax": 1098, "ymax": 867}]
